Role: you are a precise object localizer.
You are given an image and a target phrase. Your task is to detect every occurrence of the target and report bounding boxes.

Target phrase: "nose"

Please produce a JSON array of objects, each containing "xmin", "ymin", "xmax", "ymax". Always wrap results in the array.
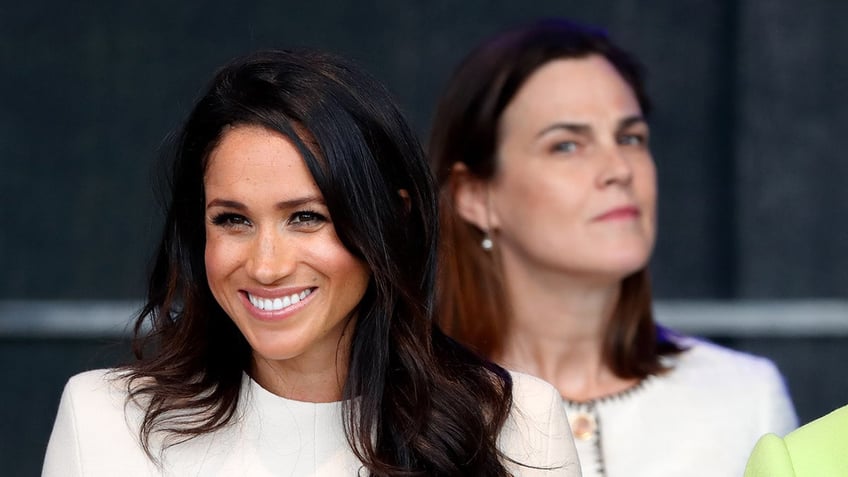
[
  {"xmin": 245, "ymin": 228, "xmax": 296, "ymax": 285},
  {"xmin": 597, "ymin": 145, "xmax": 633, "ymax": 188}
]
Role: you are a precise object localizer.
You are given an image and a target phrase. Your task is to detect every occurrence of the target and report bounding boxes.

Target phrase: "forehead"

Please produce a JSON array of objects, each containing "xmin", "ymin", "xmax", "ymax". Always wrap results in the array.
[
  {"xmin": 204, "ymin": 125, "xmax": 318, "ymax": 196},
  {"xmin": 500, "ymin": 55, "xmax": 642, "ymax": 130}
]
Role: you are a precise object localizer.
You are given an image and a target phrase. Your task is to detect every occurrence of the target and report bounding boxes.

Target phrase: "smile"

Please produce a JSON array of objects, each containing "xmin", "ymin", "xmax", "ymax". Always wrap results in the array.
[{"xmin": 247, "ymin": 288, "xmax": 314, "ymax": 312}]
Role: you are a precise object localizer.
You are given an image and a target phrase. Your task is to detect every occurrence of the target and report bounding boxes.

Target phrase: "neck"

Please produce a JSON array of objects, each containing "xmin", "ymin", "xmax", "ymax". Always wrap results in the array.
[
  {"xmin": 495, "ymin": 259, "xmax": 636, "ymax": 401},
  {"xmin": 251, "ymin": 343, "xmax": 350, "ymax": 403}
]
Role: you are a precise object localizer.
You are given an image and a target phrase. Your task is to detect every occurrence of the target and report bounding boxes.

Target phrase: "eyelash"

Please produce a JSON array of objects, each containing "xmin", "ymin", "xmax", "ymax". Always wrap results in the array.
[
  {"xmin": 209, "ymin": 210, "xmax": 328, "ymax": 230},
  {"xmin": 551, "ymin": 141, "xmax": 579, "ymax": 154},
  {"xmin": 289, "ymin": 210, "xmax": 327, "ymax": 227},
  {"xmin": 211, "ymin": 213, "xmax": 250, "ymax": 228},
  {"xmin": 618, "ymin": 133, "xmax": 648, "ymax": 146},
  {"xmin": 548, "ymin": 131, "xmax": 649, "ymax": 153}
]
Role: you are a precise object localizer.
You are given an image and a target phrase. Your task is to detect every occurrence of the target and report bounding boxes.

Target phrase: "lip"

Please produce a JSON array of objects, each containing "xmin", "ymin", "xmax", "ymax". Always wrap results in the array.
[
  {"xmin": 593, "ymin": 205, "xmax": 640, "ymax": 221},
  {"xmin": 239, "ymin": 286, "xmax": 316, "ymax": 322}
]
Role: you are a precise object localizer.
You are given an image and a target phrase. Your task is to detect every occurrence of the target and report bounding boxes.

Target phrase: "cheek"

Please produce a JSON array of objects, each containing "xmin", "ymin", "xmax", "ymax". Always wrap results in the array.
[
  {"xmin": 204, "ymin": 233, "xmax": 240, "ymax": 286},
  {"xmin": 490, "ymin": 167, "xmax": 543, "ymax": 218},
  {"xmin": 316, "ymin": 243, "xmax": 368, "ymax": 282},
  {"xmin": 635, "ymin": 161, "xmax": 658, "ymax": 213},
  {"xmin": 632, "ymin": 161, "xmax": 658, "ymax": 247},
  {"xmin": 311, "ymin": 241, "xmax": 370, "ymax": 298},
  {"xmin": 510, "ymin": 166, "xmax": 586, "ymax": 209},
  {"xmin": 492, "ymin": 168, "xmax": 586, "ymax": 230}
]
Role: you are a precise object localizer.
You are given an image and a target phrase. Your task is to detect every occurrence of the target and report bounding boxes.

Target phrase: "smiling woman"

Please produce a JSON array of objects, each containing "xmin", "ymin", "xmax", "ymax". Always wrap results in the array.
[
  {"xmin": 41, "ymin": 49, "xmax": 580, "ymax": 476},
  {"xmin": 203, "ymin": 125, "xmax": 372, "ymax": 403}
]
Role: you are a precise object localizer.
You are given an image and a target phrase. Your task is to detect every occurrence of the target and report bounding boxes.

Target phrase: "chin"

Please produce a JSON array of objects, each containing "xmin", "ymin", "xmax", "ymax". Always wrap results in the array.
[
  {"xmin": 251, "ymin": 346, "xmax": 304, "ymax": 364},
  {"xmin": 599, "ymin": 251, "xmax": 651, "ymax": 278},
  {"xmin": 242, "ymin": 333, "xmax": 299, "ymax": 361}
]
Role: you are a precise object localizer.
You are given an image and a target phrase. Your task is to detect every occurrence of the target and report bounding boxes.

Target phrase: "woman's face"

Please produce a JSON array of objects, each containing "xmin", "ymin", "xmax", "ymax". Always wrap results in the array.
[
  {"xmin": 204, "ymin": 125, "xmax": 370, "ymax": 380},
  {"xmin": 488, "ymin": 55, "xmax": 656, "ymax": 283}
]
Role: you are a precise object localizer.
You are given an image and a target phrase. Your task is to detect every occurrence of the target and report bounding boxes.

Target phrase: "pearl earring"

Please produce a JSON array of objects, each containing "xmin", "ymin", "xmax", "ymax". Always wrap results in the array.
[{"xmin": 481, "ymin": 232, "xmax": 493, "ymax": 251}]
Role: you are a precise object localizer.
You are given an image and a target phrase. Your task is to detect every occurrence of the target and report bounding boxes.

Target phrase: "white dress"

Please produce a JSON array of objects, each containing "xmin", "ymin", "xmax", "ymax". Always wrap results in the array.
[
  {"xmin": 42, "ymin": 369, "xmax": 582, "ymax": 476},
  {"xmin": 563, "ymin": 338, "xmax": 797, "ymax": 477}
]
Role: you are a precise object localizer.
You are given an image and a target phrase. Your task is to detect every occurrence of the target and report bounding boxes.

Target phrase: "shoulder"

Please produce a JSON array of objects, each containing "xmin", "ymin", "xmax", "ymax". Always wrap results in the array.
[
  {"xmin": 509, "ymin": 370, "xmax": 561, "ymax": 412},
  {"xmin": 670, "ymin": 337, "xmax": 784, "ymax": 383},
  {"xmin": 789, "ymin": 403, "xmax": 848, "ymax": 442},
  {"xmin": 56, "ymin": 368, "xmax": 140, "ymax": 429},
  {"xmin": 65, "ymin": 368, "xmax": 123, "ymax": 391},
  {"xmin": 744, "ymin": 433, "xmax": 794, "ymax": 477},
  {"xmin": 745, "ymin": 406, "xmax": 848, "ymax": 477},
  {"xmin": 667, "ymin": 336, "xmax": 798, "ymax": 434},
  {"xmin": 781, "ymin": 404, "xmax": 848, "ymax": 468},
  {"xmin": 44, "ymin": 368, "xmax": 150, "ymax": 476},
  {"xmin": 60, "ymin": 368, "xmax": 133, "ymax": 410},
  {"xmin": 500, "ymin": 371, "xmax": 581, "ymax": 476},
  {"xmin": 666, "ymin": 336, "xmax": 791, "ymax": 405},
  {"xmin": 502, "ymin": 370, "xmax": 562, "ymax": 435}
]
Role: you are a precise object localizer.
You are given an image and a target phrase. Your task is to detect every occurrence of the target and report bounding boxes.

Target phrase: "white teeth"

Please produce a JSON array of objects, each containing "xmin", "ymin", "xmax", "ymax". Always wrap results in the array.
[{"xmin": 248, "ymin": 289, "xmax": 313, "ymax": 312}]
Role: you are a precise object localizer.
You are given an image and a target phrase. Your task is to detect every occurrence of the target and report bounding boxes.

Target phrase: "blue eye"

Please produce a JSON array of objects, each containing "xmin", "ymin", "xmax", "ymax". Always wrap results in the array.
[
  {"xmin": 551, "ymin": 141, "xmax": 579, "ymax": 154},
  {"xmin": 618, "ymin": 134, "xmax": 648, "ymax": 146}
]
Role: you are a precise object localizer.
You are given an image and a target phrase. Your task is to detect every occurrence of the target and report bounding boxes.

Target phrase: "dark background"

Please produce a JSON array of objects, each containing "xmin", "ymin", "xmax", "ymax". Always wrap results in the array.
[{"xmin": 2, "ymin": 1, "xmax": 846, "ymax": 474}]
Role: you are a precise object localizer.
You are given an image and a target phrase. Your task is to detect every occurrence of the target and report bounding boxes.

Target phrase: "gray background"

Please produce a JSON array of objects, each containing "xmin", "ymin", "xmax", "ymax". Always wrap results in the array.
[{"xmin": 1, "ymin": 1, "xmax": 846, "ymax": 474}]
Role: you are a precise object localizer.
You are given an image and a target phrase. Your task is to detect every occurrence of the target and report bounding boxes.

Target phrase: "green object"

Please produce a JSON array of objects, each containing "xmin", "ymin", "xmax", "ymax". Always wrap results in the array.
[{"xmin": 745, "ymin": 404, "xmax": 848, "ymax": 477}]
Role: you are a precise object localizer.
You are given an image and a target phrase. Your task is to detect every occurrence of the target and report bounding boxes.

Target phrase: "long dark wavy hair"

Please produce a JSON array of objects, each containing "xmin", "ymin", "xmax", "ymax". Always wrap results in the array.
[
  {"xmin": 429, "ymin": 18, "xmax": 685, "ymax": 377},
  {"xmin": 124, "ymin": 49, "xmax": 514, "ymax": 476}
]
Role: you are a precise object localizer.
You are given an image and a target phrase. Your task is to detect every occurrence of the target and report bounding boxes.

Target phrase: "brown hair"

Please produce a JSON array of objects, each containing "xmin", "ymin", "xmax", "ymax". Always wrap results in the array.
[
  {"xmin": 124, "ymin": 49, "xmax": 516, "ymax": 475},
  {"xmin": 429, "ymin": 18, "xmax": 684, "ymax": 378}
]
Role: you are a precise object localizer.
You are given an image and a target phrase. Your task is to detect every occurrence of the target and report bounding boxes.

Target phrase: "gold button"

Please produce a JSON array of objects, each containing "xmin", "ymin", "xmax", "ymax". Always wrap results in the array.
[{"xmin": 569, "ymin": 411, "xmax": 597, "ymax": 441}]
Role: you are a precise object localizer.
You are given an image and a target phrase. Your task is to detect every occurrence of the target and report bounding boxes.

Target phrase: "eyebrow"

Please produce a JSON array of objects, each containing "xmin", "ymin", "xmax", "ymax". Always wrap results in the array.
[
  {"xmin": 536, "ymin": 122, "xmax": 591, "ymax": 139},
  {"xmin": 618, "ymin": 115, "xmax": 648, "ymax": 131},
  {"xmin": 206, "ymin": 195, "xmax": 325, "ymax": 211},
  {"xmin": 536, "ymin": 115, "xmax": 648, "ymax": 138}
]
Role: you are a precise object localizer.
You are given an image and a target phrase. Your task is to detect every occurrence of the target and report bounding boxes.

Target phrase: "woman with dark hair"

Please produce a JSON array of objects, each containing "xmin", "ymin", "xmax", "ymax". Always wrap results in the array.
[
  {"xmin": 429, "ymin": 18, "xmax": 797, "ymax": 477},
  {"xmin": 42, "ymin": 49, "xmax": 580, "ymax": 476}
]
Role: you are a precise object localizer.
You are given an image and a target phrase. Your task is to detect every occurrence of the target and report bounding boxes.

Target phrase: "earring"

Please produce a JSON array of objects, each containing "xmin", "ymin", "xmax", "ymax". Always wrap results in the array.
[{"xmin": 481, "ymin": 231, "xmax": 493, "ymax": 251}]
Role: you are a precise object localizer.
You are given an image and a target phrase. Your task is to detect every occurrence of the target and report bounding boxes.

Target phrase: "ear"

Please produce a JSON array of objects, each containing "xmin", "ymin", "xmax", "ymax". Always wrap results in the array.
[
  {"xmin": 450, "ymin": 163, "xmax": 492, "ymax": 231},
  {"xmin": 397, "ymin": 188, "xmax": 411, "ymax": 212}
]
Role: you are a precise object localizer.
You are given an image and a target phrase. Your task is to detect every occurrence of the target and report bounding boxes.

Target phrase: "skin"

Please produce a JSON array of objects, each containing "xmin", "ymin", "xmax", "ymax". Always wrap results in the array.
[
  {"xmin": 204, "ymin": 125, "xmax": 371, "ymax": 402},
  {"xmin": 455, "ymin": 55, "xmax": 657, "ymax": 400}
]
